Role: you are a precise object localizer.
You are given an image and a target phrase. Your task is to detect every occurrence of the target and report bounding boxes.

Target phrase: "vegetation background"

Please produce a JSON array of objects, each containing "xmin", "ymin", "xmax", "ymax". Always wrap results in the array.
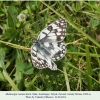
[{"xmin": 0, "ymin": 1, "xmax": 100, "ymax": 91}]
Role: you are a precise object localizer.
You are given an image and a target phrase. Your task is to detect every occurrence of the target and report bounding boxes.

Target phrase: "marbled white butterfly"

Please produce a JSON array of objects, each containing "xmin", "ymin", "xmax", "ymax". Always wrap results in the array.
[{"xmin": 31, "ymin": 18, "xmax": 66, "ymax": 70}]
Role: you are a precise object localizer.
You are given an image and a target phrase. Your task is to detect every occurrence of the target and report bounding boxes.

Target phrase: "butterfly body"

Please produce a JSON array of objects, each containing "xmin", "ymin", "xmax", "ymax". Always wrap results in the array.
[
  {"xmin": 35, "ymin": 41, "xmax": 51, "ymax": 58},
  {"xmin": 31, "ymin": 18, "xmax": 66, "ymax": 70}
]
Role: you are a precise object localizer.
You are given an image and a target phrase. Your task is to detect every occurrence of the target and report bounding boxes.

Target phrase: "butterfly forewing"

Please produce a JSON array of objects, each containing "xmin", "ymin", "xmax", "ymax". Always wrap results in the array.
[
  {"xmin": 37, "ymin": 18, "xmax": 66, "ymax": 42},
  {"xmin": 31, "ymin": 18, "xmax": 66, "ymax": 70}
]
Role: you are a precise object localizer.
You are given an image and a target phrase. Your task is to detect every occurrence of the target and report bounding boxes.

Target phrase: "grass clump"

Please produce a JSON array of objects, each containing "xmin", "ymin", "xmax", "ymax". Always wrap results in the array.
[{"xmin": 0, "ymin": 1, "xmax": 100, "ymax": 91}]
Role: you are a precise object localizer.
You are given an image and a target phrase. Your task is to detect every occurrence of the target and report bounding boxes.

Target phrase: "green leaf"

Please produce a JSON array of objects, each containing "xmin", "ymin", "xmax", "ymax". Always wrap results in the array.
[
  {"xmin": 7, "ymin": 6, "xmax": 18, "ymax": 28},
  {"xmin": 4, "ymin": 28, "xmax": 17, "ymax": 39},
  {"xmin": 90, "ymin": 18, "xmax": 100, "ymax": 27},
  {"xmin": 16, "ymin": 62, "xmax": 33, "ymax": 74}
]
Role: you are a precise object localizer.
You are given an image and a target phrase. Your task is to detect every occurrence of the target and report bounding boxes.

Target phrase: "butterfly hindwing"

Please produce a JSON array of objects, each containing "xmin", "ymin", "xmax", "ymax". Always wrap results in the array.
[
  {"xmin": 31, "ymin": 45, "xmax": 57, "ymax": 70},
  {"xmin": 31, "ymin": 45, "xmax": 48, "ymax": 69},
  {"xmin": 41, "ymin": 42, "xmax": 66, "ymax": 61},
  {"xmin": 52, "ymin": 42, "xmax": 66, "ymax": 61},
  {"xmin": 41, "ymin": 42, "xmax": 66, "ymax": 59}
]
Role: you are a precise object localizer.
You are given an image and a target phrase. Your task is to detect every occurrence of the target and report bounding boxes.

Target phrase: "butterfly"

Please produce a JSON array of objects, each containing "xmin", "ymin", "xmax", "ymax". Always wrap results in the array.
[{"xmin": 31, "ymin": 18, "xmax": 66, "ymax": 70}]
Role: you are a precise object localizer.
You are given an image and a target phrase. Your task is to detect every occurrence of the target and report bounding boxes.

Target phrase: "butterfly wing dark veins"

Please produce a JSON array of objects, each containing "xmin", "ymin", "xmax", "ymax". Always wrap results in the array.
[{"xmin": 31, "ymin": 18, "xmax": 66, "ymax": 70}]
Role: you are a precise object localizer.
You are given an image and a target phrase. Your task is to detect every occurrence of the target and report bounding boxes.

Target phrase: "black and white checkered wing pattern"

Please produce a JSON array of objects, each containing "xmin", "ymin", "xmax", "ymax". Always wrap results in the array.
[
  {"xmin": 31, "ymin": 45, "xmax": 57, "ymax": 70},
  {"xmin": 37, "ymin": 18, "xmax": 66, "ymax": 42},
  {"xmin": 52, "ymin": 42, "xmax": 66, "ymax": 61},
  {"xmin": 31, "ymin": 18, "xmax": 66, "ymax": 70}
]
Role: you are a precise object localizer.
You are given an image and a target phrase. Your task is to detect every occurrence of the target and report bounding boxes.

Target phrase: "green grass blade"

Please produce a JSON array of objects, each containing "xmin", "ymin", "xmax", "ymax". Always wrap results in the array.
[
  {"xmin": 63, "ymin": 66, "xmax": 70, "ymax": 91},
  {"xmin": 3, "ymin": 70, "xmax": 19, "ymax": 91},
  {"xmin": 85, "ymin": 45, "xmax": 92, "ymax": 90}
]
